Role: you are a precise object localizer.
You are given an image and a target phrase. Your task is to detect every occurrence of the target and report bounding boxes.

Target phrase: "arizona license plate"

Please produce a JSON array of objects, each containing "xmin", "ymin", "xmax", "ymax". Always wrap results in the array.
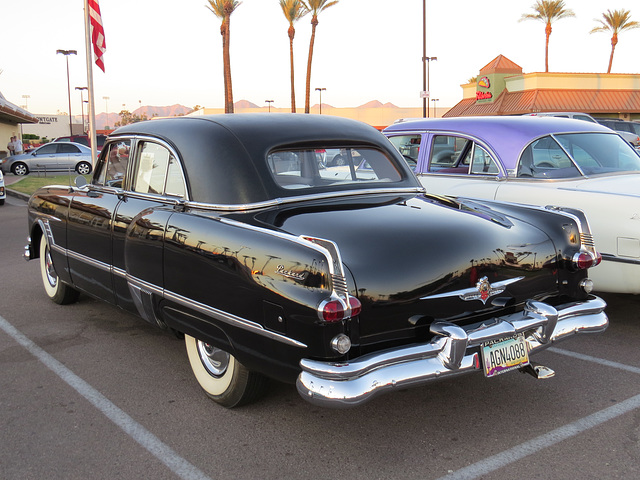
[{"xmin": 481, "ymin": 334, "xmax": 529, "ymax": 377}]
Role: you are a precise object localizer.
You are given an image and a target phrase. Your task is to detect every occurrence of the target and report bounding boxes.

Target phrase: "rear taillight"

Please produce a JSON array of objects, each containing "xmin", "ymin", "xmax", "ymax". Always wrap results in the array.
[
  {"xmin": 319, "ymin": 295, "xmax": 362, "ymax": 322},
  {"xmin": 573, "ymin": 251, "xmax": 601, "ymax": 270},
  {"xmin": 321, "ymin": 300, "xmax": 344, "ymax": 322}
]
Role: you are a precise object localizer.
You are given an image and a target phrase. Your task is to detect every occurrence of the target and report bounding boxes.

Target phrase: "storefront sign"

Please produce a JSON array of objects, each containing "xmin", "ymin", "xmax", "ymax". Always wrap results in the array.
[
  {"xmin": 476, "ymin": 91, "xmax": 493, "ymax": 100},
  {"xmin": 36, "ymin": 116, "xmax": 58, "ymax": 124}
]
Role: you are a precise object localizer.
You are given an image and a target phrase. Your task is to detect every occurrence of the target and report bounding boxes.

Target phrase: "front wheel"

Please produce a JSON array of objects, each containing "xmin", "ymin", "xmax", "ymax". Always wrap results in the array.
[
  {"xmin": 76, "ymin": 161, "xmax": 92, "ymax": 175},
  {"xmin": 12, "ymin": 162, "xmax": 28, "ymax": 176},
  {"xmin": 39, "ymin": 238, "xmax": 80, "ymax": 305},
  {"xmin": 184, "ymin": 334, "xmax": 268, "ymax": 408}
]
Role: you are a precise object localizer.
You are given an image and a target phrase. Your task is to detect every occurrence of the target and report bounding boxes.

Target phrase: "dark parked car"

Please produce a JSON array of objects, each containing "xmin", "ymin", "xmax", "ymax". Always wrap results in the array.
[{"xmin": 25, "ymin": 114, "xmax": 607, "ymax": 408}]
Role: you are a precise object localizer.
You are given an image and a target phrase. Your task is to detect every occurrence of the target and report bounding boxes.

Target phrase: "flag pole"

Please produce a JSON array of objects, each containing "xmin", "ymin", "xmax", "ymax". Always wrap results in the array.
[{"xmin": 83, "ymin": 0, "xmax": 98, "ymax": 168}]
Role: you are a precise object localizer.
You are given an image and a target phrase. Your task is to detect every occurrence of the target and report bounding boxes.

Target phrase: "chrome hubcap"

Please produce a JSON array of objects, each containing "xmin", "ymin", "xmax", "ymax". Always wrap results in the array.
[
  {"xmin": 197, "ymin": 341, "xmax": 230, "ymax": 377},
  {"xmin": 44, "ymin": 247, "xmax": 57, "ymax": 288}
]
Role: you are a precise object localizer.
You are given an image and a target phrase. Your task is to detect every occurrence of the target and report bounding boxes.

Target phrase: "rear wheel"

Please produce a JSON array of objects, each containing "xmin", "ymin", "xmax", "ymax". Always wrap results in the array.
[
  {"xmin": 184, "ymin": 334, "xmax": 268, "ymax": 408},
  {"xmin": 39, "ymin": 238, "xmax": 80, "ymax": 305},
  {"xmin": 12, "ymin": 162, "xmax": 28, "ymax": 176},
  {"xmin": 76, "ymin": 161, "xmax": 92, "ymax": 175}
]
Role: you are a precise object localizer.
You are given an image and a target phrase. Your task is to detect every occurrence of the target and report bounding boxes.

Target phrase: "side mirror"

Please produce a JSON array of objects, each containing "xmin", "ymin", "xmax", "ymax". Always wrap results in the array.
[{"xmin": 74, "ymin": 175, "xmax": 87, "ymax": 188}]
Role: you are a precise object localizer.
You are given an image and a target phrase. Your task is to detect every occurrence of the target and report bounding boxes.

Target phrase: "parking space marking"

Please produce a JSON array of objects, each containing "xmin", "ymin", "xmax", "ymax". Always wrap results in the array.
[
  {"xmin": 434, "ymin": 348, "xmax": 640, "ymax": 480},
  {"xmin": 548, "ymin": 346, "xmax": 640, "ymax": 375},
  {"xmin": 0, "ymin": 315, "xmax": 213, "ymax": 480}
]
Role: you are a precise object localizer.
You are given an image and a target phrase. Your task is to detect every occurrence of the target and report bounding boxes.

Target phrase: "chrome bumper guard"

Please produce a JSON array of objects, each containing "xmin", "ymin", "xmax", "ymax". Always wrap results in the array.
[{"xmin": 296, "ymin": 296, "xmax": 608, "ymax": 408}]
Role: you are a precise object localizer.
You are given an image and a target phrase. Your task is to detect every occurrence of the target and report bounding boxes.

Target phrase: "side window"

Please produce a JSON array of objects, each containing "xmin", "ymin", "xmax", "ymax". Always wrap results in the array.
[
  {"xmin": 387, "ymin": 135, "xmax": 422, "ymax": 168},
  {"xmin": 470, "ymin": 145, "xmax": 499, "ymax": 175},
  {"xmin": 165, "ymin": 156, "xmax": 186, "ymax": 198},
  {"xmin": 132, "ymin": 141, "xmax": 186, "ymax": 197},
  {"xmin": 95, "ymin": 140, "xmax": 131, "ymax": 188},
  {"xmin": 428, "ymin": 135, "xmax": 471, "ymax": 173},
  {"xmin": 36, "ymin": 144, "xmax": 58, "ymax": 155},
  {"xmin": 518, "ymin": 136, "xmax": 580, "ymax": 178},
  {"xmin": 58, "ymin": 144, "xmax": 81, "ymax": 154}
]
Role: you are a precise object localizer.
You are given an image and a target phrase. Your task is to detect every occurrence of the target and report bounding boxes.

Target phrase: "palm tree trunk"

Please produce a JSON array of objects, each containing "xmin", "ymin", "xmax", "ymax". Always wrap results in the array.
[
  {"xmin": 544, "ymin": 23, "xmax": 552, "ymax": 72},
  {"xmin": 289, "ymin": 26, "xmax": 296, "ymax": 113},
  {"xmin": 222, "ymin": 18, "xmax": 234, "ymax": 113},
  {"xmin": 607, "ymin": 34, "xmax": 618, "ymax": 74},
  {"xmin": 304, "ymin": 17, "xmax": 318, "ymax": 114}
]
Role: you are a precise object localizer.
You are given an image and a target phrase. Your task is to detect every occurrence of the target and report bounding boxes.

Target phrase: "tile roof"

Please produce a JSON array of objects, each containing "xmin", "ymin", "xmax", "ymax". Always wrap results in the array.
[{"xmin": 444, "ymin": 89, "xmax": 640, "ymax": 117}]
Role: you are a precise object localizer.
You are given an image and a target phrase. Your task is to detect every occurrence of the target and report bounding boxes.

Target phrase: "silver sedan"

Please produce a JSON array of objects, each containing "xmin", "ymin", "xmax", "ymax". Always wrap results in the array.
[{"xmin": 0, "ymin": 142, "xmax": 93, "ymax": 176}]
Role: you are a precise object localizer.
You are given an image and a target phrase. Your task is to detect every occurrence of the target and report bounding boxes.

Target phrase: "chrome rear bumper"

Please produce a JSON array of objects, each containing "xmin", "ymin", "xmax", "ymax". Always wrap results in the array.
[{"xmin": 296, "ymin": 296, "xmax": 608, "ymax": 408}]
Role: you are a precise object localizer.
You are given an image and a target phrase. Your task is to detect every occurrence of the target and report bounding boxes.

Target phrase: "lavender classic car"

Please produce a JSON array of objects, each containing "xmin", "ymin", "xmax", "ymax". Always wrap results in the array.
[
  {"xmin": 24, "ymin": 114, "xmax": 607, "ymax": 408},
  {"xmin": 385, "ymin": 116, "xmax": 640, "ymax": 294}
]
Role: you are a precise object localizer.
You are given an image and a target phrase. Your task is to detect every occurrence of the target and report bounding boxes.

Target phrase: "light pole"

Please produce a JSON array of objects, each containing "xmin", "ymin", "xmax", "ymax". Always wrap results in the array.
[
  {"xmin": 75, "ymin": 87, "xmax": 88, "ymax": 133},
  {"xmin": 21, "ymin": 94, "xmax": 30, "ymax": 110},
  {"xmin": 265, "ymin": 100, "xmax": 274, "ymax": 112},
  {"xmin": 423, "ymin": 56, "xmax": 437, "ymax": 117},
  {"xmin": 431, "ymin": 98, "xmax": 439, "ymax": 118},
  {"xmin": 103, "ymin": 96, "xmax": 110, "ymax": 129},
  {"xmin": 57, "ymin": 49, "xmax": 77, "ymax": 135},
  {"xmin": 315, "ymin": 88, "xmax": 326, "ymax": 114}
]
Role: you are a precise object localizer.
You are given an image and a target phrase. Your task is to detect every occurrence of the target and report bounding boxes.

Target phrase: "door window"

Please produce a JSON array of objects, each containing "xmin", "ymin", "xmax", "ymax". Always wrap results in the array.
[
  {"xmin": 35, "ymin": 144, "xmax": 58, "ymax": 155},
  {"xmin": 95, "ymin": 140, "xmax": 131, "ymax": 188},
  {"xmin": 132, "ymin": 141, "xmax": 186, "ymax": 197}
]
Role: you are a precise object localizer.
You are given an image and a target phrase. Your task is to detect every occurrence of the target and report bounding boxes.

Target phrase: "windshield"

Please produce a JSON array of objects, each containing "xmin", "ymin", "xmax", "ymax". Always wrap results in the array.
[
  {"xmin": 518, "ymin": 132, "xmax": 640, "ymax": 178},
  {"xmin": 267, "ymin": 147, "xmax": 403, "ymax": 190}
]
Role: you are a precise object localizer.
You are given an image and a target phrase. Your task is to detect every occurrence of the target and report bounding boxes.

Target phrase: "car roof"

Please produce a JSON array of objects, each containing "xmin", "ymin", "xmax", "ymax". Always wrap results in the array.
[
  {"xmin": 110, "ymin": 114, "xmax": 420, "ymax": 205},
  {"xmin": 384, "ymin": 116, "xmax": 616, "ymax": 168}
]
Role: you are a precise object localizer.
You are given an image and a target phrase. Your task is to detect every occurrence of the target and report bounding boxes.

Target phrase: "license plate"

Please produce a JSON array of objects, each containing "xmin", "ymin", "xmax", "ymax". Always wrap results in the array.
[{"xmin": 481, "ymin": 334, "xmax": 529, "ymax": 377}]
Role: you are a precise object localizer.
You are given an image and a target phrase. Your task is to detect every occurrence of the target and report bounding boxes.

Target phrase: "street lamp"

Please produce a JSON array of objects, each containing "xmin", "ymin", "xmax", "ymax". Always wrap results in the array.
[
  {"xmin": 315, "ymin": 88, "xmax": 326, "ymax": 114},
  {"xmin": 431, "ymin": 98, "xmax": 439, "ymax": 118},
  {"xmin": 21, "ymin": 94, "xmax": 30, "ymax": 110},
  {"xmin": 76, "ymin": 87, "xmax": 88, "ymax": 133},
  {"xmin": 103, "ymin": 96, "xmax": 110, "ymax": 129},
  {"xmin": 265, "ymin": 100, "xmax": 274, "ymax": 112},
  {"xmin": 57, "ymin": 49, "xmax": 77, "ymax": 135},
  {"xmin": 423, "ymin": 56, "xmax": 437, "ymax": 117}
]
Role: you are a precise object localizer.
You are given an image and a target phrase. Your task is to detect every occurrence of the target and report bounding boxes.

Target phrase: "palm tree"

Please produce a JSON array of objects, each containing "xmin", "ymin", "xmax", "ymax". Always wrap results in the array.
[
  {"xmin": 520, "ymin": 0, "xmax": 575, "ymax": 72},
  {"xmin": 590, "ymin": 9, "xmax": 640, "ymax": 74},
  {"xmin": 302, "ymin": 0, "xmax": 338, "ymax": 114},
  {"xmin": 279, "ymin": 0, "xmax": 309, "ymax": 113},
  {"xmin": 206, "ymin": 0, "xmax": 242, "ymax": 113}
]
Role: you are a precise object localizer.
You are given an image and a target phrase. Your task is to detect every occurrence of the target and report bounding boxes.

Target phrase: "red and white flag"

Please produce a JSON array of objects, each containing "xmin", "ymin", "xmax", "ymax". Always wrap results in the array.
[{"xmin": 88, "ymin": 0, "xmax": 106, "ymax": 72}]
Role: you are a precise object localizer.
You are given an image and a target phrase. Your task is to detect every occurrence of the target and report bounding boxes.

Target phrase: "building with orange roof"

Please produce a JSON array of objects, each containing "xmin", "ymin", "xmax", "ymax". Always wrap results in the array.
[{"xmin": 444, "ymin": 54, "xmax": 640, "ymax": 121}]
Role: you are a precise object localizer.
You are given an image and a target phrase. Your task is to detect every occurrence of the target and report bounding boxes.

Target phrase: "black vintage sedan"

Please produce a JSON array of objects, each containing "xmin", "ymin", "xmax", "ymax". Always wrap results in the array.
[{"xmin": 25, "ymin": 114, "xmax": 607, "ymax": 408}]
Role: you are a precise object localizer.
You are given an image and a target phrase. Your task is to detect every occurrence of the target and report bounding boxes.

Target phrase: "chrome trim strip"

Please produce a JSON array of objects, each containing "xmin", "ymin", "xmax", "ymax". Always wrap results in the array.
[
  {"xmin": 66, "ymin": 249, "xmax": 112, "ymax": 273},
  {"xmin": 184, "ymin": 187, "xmax": 424, "ymax": 212},
  {"xmin": 297, "ymin": 296, "xmax": 608, "ymax": 407},
  {"xmin": 600, "ymin": 253, "xmax": 640, "ymax": 266},
  {"xmin": 162, "ymin": 288, "xmax": 307, "ymax": 348}
]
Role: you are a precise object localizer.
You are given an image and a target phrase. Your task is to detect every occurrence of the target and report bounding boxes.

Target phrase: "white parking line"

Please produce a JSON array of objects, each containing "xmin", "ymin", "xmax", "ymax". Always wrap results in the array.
[
  {"xmin": 0, "ymin": 315, "xmax": 213, "ymax": 480},
  {"xmin": 434, "ymin": 347, "xmax": 640, "ymax": 480}
]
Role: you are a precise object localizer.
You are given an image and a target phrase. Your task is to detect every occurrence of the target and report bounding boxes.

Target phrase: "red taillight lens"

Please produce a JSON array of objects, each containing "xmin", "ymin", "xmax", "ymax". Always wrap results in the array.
[
  {"xmin": 574, "ymin": 252, "xmax": 594, "ymax": 269},
  {"xmin": 322, "ymin": 300, "xmax": 345, "ymax": 322},
  {"xmin": 348, "ymin": 296, "xmax": 362, "ymax": 317}
]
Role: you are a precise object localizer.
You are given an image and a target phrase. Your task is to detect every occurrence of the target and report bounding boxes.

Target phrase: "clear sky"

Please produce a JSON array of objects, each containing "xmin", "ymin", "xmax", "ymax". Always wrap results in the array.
[{"xmin": 1, "ymin": 0, "xmax": 639, "ymax": 115}]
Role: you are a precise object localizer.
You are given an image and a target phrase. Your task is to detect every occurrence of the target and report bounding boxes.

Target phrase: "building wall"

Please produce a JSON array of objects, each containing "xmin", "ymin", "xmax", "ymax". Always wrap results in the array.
[{"xmin": 21, "ymin": 115, "xmax": 83, "ymax": 140}]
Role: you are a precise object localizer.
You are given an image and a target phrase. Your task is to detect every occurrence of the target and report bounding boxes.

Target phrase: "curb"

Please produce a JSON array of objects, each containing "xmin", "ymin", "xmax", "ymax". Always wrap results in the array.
[{"xmin": 6, "ymin": 188, "xmax": 30, "ymax": 202}]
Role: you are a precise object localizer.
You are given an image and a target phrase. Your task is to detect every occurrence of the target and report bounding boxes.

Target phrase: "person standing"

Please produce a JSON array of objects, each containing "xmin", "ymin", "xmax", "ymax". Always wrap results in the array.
[
  {"xmin": 7, "ymin": 136, "xmax": 15, "ymax": 156},
  {"xmin": 12, "ymin": 136, "xmax": 23, "ymax": 155}
]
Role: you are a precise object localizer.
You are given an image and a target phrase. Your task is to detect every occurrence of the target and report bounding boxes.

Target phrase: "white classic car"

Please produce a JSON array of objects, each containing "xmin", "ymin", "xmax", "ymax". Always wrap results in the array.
[{"xmin": 384, "ymin": 116, "xmax": 640, "ymax": 294}]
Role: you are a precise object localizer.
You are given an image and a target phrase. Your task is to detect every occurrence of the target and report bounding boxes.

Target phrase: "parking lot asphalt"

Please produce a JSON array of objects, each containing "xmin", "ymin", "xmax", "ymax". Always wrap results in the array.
[{"xmin": 1, "ymin": 195, "xmax": 639, "ymax": 480}]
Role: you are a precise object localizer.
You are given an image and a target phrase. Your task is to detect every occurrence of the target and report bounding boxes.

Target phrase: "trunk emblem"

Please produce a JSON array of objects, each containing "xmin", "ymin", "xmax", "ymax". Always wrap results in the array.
[{"xmin": 420, "ymin": 276, "xmax": 524, "ymax": 303}]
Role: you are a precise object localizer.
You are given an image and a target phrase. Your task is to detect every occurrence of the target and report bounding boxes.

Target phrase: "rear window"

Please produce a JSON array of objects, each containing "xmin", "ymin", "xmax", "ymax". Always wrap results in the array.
[
  {"xmin": 268, "ymin": 147, "xmax": 402, "ymax": 190},
  {"xmin": 518, "ymin": 132, "xmax": 640, "ymax": 178}
]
